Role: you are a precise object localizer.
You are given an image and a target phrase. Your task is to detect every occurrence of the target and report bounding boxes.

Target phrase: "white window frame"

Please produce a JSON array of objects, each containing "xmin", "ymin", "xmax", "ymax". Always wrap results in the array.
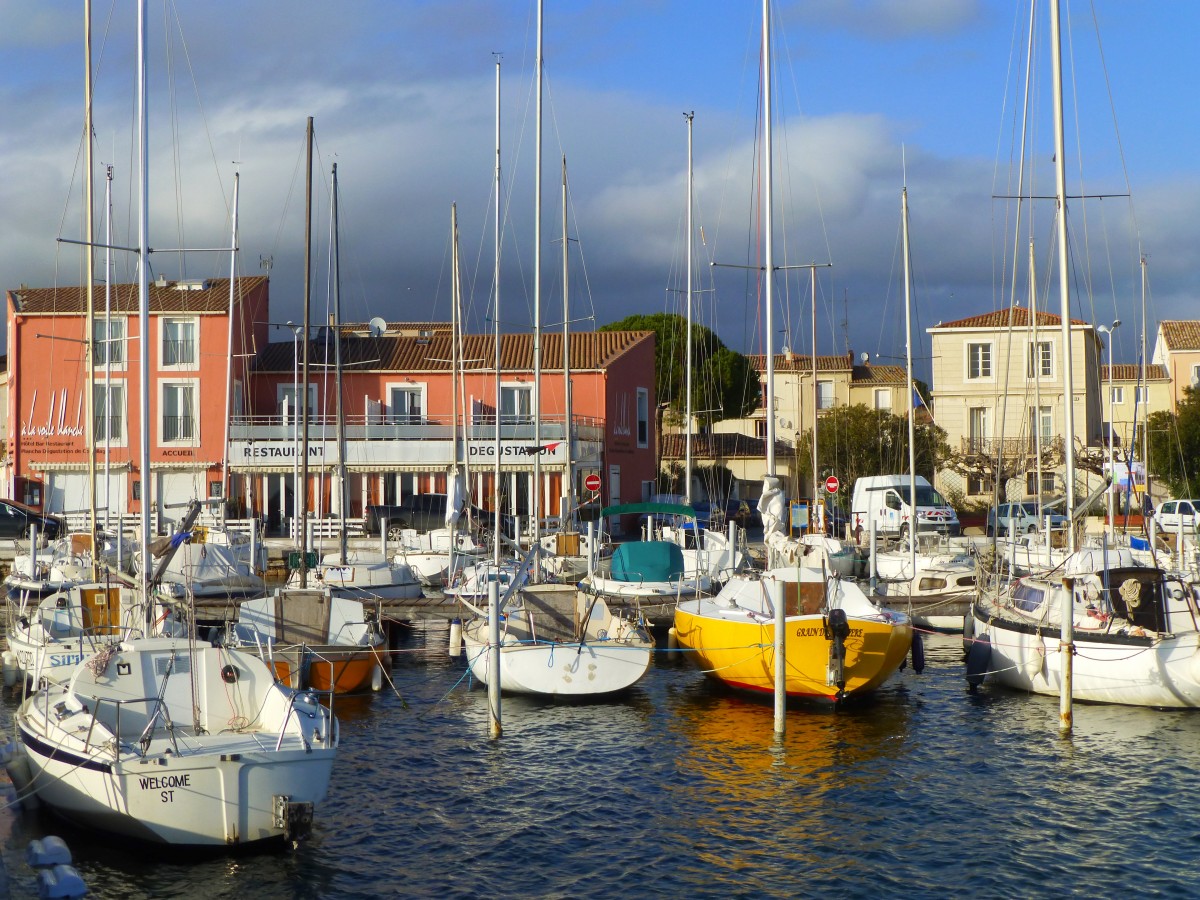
[
  {"xmin": 159, "ymin": 316, "xmax": 198, "ymax": 370},
  {"xmin": 500, "ymin": 382, "xmax": 533, "ymax": 425},
  {"xmin": 817, "ymin": 380, "xmax": 835, "ymax": 411},
  {"xmin": 966, "ymin": 341, "xmax": 994, "ymax": 381},
  {"xmin": 386, "ymin": 382, "xmax": 426, "ymax": 425},
  {"xmin": 93, "ymin": 381, "xmax": 128, "ymax": 447},
  {"xmin": 92, "ymin": 317, "xmax": 127, "ymax": 370},
  {"xmin": 1111, "ymin": 385, "xmax": 1125, "ymax": 405},
  {"xmin": 277, "ymin": 383, "xmax": 318, "ymax": 423},
  {"xmin": 969, "ymin": 406, "xmax": 991, "ymax": 452},
  {"xmin": 874, "ymin": 388, "xmax": 891, "ymax": 410},
  {"xmin": 636, "ymin": 387, "xmax": 650, "ymax": 448},
  {"xmin": 159, "ymin": 378, "xmax": 199, "ymax": 445},
  {"xmin": 1026, "ymin": 339, "xmax": 1053, "ymax": 379},
  {"xmin": 1135, "ymin": 386, "xmax": 1148, "ymax": 404}
]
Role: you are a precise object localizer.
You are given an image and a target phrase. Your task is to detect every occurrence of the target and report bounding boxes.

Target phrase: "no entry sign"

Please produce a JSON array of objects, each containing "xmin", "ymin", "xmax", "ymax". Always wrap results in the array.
[
  {"xmin": 825, "ymin": 475, "xmax": 840, "ymax": 495},
  {"xmin": 584, "ymin": 473, "xmax": 602, "ymax": 492}
]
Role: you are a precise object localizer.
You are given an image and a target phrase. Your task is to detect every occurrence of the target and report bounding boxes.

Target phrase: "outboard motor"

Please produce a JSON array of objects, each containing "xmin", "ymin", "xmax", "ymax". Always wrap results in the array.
[{"xmin": 824, "ymin": 607, "xmax": 851, "ymax": 701}]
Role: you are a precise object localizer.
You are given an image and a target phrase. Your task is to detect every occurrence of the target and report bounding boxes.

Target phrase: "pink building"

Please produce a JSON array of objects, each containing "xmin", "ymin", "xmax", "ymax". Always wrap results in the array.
[
  {"xmin": 6, "ymin": 276, "xmax": 268, "ymax": 530},
  {"xmin": 6, "ymin": 277, "xmax": 658, "ymax": 536}
]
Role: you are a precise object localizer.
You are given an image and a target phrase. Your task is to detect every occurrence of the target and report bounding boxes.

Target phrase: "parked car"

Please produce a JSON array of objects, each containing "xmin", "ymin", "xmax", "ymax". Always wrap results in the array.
[
  {"xmin": 0, "ymin": 499, "xmax": 66, "ymax": 540},
  {"xmin": 364, "ymin": 495, "xmax": 506, "ymax": 539},
  {"xmin": 1154, "ymin": 499, "xmax": 1200, "ymax": 535},
  {"xmin": 985, "ymin": 501, "xmax": 1068, "ymax": 537}
]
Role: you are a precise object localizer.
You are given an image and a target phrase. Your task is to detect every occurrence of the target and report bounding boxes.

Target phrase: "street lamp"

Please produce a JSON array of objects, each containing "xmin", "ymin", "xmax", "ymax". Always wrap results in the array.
[{"xmin": 1097, "ymin": 319, "xmax": 1121, "ymax": 525}]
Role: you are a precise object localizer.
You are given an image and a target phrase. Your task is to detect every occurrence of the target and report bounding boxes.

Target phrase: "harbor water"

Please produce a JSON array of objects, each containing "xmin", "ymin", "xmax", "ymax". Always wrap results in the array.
[{"xmin": 1, "ymin": 626, "xmax": 1199, "ymax": 898}]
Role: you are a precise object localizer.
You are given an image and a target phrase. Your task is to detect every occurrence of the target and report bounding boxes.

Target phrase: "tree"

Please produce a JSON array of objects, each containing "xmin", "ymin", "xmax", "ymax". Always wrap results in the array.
[
  {"xmin": 1147, "ymin": 385, "xmax": 1200, "ymax": 497},
  {"xmin": 600, "ymin": 313, "xmax": 758, "ymax": 426},
  {"xmin": 795, "ymin": 403, "xmax": 951, "ymax": 501}
]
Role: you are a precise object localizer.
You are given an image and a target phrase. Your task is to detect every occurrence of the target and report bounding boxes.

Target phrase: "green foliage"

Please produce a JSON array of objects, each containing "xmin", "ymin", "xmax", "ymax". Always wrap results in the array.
[
  {"xmin": 600, "ymin": 312, "xmax": 758, "ymax": 426},
  {"xmin": 795, "ymin": 404, "xmax": 951, "ymax": 499},
  {"xmin": 1147, "ymin": 385, "xmax": 1200, "ymax": 497}
]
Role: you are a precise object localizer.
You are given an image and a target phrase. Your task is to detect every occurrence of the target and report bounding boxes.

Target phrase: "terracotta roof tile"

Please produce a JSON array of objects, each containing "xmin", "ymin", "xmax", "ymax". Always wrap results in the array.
[
  {"xmin": 9, "ymin": 276, "xmax": 267, "ymax": 314},
  {"xmin": 660, "ymin": 431, "xmax": 796, "ymax": 460},
  {"xmin": 1160, "ymin": 320, "xmax": 1200, "ymax": 351},
  {"xmin": 929, "ymin": 307, "xmax": 1088, "ymax": 330},
  {"xmin": 747, "ymin": 352, "xmax": 853, "ymax": 373},
  {"xmin": 254, "ymin": 329, "xmax": 654, "ymax": 373},
  {"xmin": 1102, "ymin": 363, "xmax": 1170, "ymax": 382}
]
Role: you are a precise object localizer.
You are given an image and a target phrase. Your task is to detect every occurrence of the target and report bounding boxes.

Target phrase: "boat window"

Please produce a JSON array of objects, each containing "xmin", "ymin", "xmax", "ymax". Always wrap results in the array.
[
  {"xmin": 918, "ymin": 577, "xmax": 946, "ymax": 591},
  {"xmin": 1012, "ymin": 582, "xmax": 1044, "ymax": 612}
]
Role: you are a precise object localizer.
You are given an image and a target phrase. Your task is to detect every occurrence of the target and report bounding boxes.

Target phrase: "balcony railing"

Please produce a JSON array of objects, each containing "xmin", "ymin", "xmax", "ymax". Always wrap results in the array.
[
  {"xmin": 229, "ymin": 412, "xmax": 605, "ymax": 444},
  {"xmin": 959, "ymin": 435, "xmax": 1064, "ymax": 458}
]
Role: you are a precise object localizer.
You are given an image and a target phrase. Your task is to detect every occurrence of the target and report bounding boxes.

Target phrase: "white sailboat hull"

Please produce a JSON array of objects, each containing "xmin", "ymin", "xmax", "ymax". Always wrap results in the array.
[
  {"xmin": 462, "ymin": 630, "xmax": 653, "ymax": 696},
  {"xmin": 9, "ymin": 639, "xmax": 338, "ymax": 845},
  {"xmin": 972, "ymin": 607, "xmax": 1200, "ymax": 708}
]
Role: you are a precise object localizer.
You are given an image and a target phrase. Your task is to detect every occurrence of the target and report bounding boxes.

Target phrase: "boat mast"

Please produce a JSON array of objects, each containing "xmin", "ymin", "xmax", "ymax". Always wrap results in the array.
[
  {"xmin": 902, "ymin": 184, "xmax": 916, "ymax": 572},
  {"xmin": 762, "ymin": 0, "xmax": 776, "ymax": 480},
  {"xmin": 1030, "ymin": 239, "xmax": 1043, "ymax": 507},
  {"xmin": 532, "ymin": 0, "xmax": 543, "ymax": 556},
  {"xmin": 299, "ymin": 116, "xmax": 314, "ymax": 588},
  {"xmin": 684, "ymin": 111, "xmax": 694, "ymax": 507},
  {"xmin": 810, "ymin": 266, "xmax": 817, "ymax": 527},
  {"xmin": 1050, "ymin": 0, "xmax": 1077, "ymax": 552},
  {"xmin": 493, "ymin": 55, "xmax": 503, "ymax": 566},
  {"xmin": 759, "ymin": 0, "xmax": 788, "ymax": 736},
  {"xmin": 84, "ymin": 0, "xmax": 97, "ymax": 573},
  {"xmin": 136, "ymin": 0, "xmax": 151, "ymax": 614},
  {"xmin": 561, "ymin": 155, "xmax": 574, "ymax": 525},
  {"xmin": 1139, "ymin": 254, "xmax": 1149, "ymax": 510},
  {"xmin": 104, "ymin": 165, "xmax": 113, "ymax": 538},
  {"xmin": 332, "ymin": 163, "xmax": 348, "ymax": 565},
  {"xmin": 222, "ymin": 173, "xmax": 239, "ymax": 528}
]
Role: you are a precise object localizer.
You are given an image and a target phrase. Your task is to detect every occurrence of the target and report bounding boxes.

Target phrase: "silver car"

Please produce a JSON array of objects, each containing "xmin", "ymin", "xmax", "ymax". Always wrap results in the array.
[{"xmin": 986, "ymin": 501, "xmax": 1067, "ymax": 537}]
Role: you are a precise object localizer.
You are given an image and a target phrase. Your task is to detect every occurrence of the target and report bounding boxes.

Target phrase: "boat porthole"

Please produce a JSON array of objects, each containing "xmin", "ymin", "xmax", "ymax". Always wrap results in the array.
[{"xmin": 221, "ymin": 664, "xmax": 239, "ymax": 684}]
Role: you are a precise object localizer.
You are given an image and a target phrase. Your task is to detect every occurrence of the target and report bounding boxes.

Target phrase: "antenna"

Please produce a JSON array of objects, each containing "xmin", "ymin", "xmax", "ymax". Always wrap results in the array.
[
  {"xmin": 368, "ymin": 316, "xmax": 387, "ymax": 338},
  {"xmin": 860, "ymin": 351, "xmax": 869, "ymax": 365}
]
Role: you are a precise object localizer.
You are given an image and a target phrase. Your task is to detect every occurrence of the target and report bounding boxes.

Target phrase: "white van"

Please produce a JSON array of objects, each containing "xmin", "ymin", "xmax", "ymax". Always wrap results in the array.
[{"xmin": 850, "ymin": 475, "xmax": 960, "ymax": 539}]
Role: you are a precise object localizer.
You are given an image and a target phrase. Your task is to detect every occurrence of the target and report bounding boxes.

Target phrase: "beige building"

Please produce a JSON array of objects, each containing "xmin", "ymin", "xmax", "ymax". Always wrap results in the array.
[
  {"xmin": 1099, "ymin": 363, "xmax": 1171, "ymax": 454},
  {"xmin": 1152, "ymin": 320, "xmax": 1200, "ymax": 410},
  {"xmin": 690, "ymin": 352, "xmax": 906, "ymax": 502},
  {"xmin": 927, "ymin": 308, "xmax": 1105, "ymax": 503}
]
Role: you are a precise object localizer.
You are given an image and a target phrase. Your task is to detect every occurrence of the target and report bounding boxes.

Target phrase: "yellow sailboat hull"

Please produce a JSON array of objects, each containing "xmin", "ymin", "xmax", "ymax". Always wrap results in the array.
[{"xmin": 674, "ymin": 604, "xmax": 912, "ymax": 701}]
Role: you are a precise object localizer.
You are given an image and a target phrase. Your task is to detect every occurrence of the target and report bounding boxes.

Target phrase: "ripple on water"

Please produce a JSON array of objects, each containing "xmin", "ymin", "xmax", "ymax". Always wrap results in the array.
[{"xmin": 3, "ymin": 633, "xmax": 1200, "ymax": 896}]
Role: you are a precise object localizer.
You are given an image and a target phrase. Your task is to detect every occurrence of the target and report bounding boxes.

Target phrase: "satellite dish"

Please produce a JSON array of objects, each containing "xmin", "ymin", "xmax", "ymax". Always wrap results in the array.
[
  {"xmin": 368, "ymin": 316, "xmax": 387, "ymax": 338},
  {"xmin": 860, "ymin": 351, "xmax": 869, "ymax": 364}
]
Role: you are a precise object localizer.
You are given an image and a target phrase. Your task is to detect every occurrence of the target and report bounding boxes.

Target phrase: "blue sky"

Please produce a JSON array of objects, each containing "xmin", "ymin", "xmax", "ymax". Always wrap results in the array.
[{"xmin": 1, "ymin": 0, "xmax": 1196, "ymax": 380}]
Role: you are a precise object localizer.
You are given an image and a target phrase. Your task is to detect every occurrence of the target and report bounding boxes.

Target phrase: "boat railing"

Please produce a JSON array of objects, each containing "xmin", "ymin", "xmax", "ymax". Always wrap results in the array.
[
  {"xmin": 76, "ymin": 693, "xmax": 181, "ymax": 758},
  {"xmin": 277, "ymin": 680, "xmax": 336, "ymax": 752}
]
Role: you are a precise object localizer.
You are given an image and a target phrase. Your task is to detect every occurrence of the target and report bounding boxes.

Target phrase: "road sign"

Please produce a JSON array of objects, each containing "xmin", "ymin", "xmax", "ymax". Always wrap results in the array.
[
  {"xmin": 825, "ymin": 475, "xmax": 840, "ymax": 495},
  {"xmin": 584, "ymin": 473, "xmax": 602, "ymax": 492}
]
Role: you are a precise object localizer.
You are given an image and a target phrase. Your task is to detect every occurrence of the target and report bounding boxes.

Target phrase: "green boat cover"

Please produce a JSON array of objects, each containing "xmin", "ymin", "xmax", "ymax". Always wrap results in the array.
[
  {"xmin": 610, "ymin": 540, "xmax": 686, "ymax": 583},
  {"xmin": 600, "ymin": 502, "xmax": 696, "ymax": 519}
]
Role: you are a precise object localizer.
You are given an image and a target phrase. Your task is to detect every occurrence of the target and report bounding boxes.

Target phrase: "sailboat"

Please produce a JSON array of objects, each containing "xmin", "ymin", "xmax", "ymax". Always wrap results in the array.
[
  {"xmin": 232, "ymin": 134, "xmax": 390, "ymax": 696},
  {"xmin": 673, "ymin": 0, "xmax": 913, "ymax": 703},
  {"xmin": 6, "ymin": 7, "xmax": 337, "ymax": 844},
  {"xmin": 287, "ymin": 163, "xmax": 421, "ymax": 602},
  {"xmin": 580, "ymin": 115, "xmax": 736, "ymax": 605},
  {"xmin": 967, "ymin": 0, "xmax": 1200, "ymax": 708},
  {"xmin": 459, "ymin": 29, "xmax": 655, "ymax": 697},
  {"xmin": 868, "ymin": 185, "xmax": 976, "ymax": 633}
]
